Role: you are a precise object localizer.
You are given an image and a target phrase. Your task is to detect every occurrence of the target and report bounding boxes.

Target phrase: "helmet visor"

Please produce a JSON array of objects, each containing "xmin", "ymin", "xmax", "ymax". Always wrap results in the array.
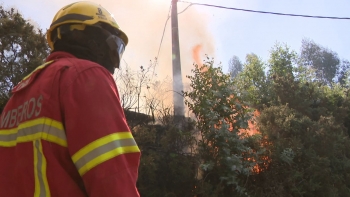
[{"xmin": 106, "ymin": 35, "xmax": 125, "ymax": 68}]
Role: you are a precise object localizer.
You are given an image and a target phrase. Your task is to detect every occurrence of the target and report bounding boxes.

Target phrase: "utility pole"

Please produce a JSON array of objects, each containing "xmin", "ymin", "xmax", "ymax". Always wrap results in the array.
[{"xmin": 171, "ymin": 0, "xmax": 185, "ymax": 117}]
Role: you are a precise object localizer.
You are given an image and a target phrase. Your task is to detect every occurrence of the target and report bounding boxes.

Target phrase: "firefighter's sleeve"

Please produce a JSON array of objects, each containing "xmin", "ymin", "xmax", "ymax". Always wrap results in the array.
[{"xmin": 60, "ymin": 66, "xmax": 141, "ymax": 197}]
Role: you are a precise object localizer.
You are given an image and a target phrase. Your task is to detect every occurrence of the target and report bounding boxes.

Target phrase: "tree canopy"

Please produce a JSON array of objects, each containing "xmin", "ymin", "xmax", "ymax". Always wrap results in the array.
[
  {"xmin": 228, "ymin": 55, "xmax": 243, "ymax": 79},
  {"xmin": 300, "ymin": 38, "xmax": 341, "ymax": 85},
  {"xmin": 0, "ymin": 6, "xmax": 49, "ymax": 113}
]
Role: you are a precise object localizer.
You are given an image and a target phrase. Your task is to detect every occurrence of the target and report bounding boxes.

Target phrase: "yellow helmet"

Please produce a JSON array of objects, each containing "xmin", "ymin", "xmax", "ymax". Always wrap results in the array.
[{"xmin": 46, "ymin": 1, "xmax": 128, "ymax": 50}]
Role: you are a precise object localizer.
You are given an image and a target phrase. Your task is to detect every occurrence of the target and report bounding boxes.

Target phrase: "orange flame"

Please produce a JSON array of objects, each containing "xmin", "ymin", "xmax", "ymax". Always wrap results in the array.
[
  {"xmin": 246, "ymin": 110, "xmax": 260, "ymax": 135},
  {"xmin": 228, "ymin": 106, "xmax": 260, "ymax": 136},
  {"xmin": 192, "ymin": 44, "xmax": 203, "ymax": 68}
]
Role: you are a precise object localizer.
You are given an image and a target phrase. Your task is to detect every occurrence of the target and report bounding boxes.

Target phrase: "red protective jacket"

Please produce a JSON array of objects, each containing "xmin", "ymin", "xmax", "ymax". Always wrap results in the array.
[{"xmin": 0, "ymin": 52, "xmax": 141, "ymax": 197}]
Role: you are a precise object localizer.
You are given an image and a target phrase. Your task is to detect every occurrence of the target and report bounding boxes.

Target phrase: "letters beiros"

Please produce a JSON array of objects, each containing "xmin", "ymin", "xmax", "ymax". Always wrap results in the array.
[{"xmin": 0, "ymin": 95, "xmax": 43, "ymax": 129}]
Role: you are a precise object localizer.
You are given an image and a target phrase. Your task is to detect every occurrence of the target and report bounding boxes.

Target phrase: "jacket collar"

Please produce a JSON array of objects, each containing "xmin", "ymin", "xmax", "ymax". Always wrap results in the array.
[{"xmin": 46, "ymin": 51, "xmax": 76, "ymax": 62}]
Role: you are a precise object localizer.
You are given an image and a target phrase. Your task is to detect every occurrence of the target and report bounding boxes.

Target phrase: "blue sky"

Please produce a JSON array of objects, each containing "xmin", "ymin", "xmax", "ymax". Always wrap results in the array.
[
  {"xmin": 3, "ymin": 0, "xmax": 350, "ymax": 77},
  {"xmin": 188, "ymin": 0, "xmax": 350, "ymax": 68}
]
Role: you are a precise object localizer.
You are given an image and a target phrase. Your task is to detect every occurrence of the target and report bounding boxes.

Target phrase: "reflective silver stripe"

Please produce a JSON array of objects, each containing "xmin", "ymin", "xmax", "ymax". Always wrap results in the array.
[
  {"xmin": 0, "ymin": 124, "xmax": 66, "ymax": 141},
  {"xmin": 34, "ymin": 140, "xmax": 50, "ymax": 197},
  {"xmin": 0, "ymin": 118, "xmax": 67, "ymax": 147},
  {"xmin": 75, "ymin": 138, "xmax": 137, "ymax": 171}
]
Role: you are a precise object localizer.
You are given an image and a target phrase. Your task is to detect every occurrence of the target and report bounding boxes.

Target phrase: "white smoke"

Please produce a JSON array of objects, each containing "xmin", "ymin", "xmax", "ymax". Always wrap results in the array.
[{"xmin": 7, "ymin": 0, "xmax": 215, "ymax": 114}]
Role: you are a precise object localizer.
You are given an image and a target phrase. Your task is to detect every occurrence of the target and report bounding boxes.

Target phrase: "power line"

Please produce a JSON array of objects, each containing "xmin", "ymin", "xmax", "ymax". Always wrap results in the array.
[
  {"xmin": 156, "ymin": 3, "xmax": 194, "ymax": 60},
  {"xmin": 155, "ymin": 4, "xmax": 172, "ymax": 64},
  {"xmin": 154, "ymin": 3, "xmax": 194, "ymax": 75},
  {"xmin": 178, "ymin": 3, "xmax": 193, "ymax": 15},
  {"xmin": 178, "ymin": 1, "xmax": 350, "ymax": 20}
]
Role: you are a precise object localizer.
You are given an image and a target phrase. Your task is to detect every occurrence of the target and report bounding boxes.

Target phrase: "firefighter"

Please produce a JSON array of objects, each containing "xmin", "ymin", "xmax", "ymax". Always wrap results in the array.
[{"xmin": 0, "ymin": 1, "xmax": 140, "ymax": 196}]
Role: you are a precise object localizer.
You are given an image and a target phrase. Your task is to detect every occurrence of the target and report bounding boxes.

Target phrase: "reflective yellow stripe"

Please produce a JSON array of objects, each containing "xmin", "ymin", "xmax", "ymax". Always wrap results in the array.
[
  {"xmin": 72, "ymin": 132, "xmax": 134, "ymax": 162},
  {"xmin": 0, "ymin": 117, "xmax": 67, "ymax": 147},
  {"xmin": 72, "ymin": 132, "xmax": 140, "ymax": 176},
  {"xmin": 78, "ymin": 146, "xmax": 140, "ymax": 176},
  {"xmin": 22, "ymin": 60, "xmax": 54, "ymax": 81},
  {"xmin": 33, "ymin": 141, "xmax": 40, "ymax": 196},
  {"xmin": 20, "ymin": 117, "xmax": 64, "ymax": 130},
  {"xmin": 0, "ymin": 127, "xmax": 17, "ymax": 135},
  {"xmin": 1, "ymin": 132, "xmax": 66, "ymax": 147},
  {"xmin": 33, "ymin": 140, "xmax": 51, "ymax": 197}
]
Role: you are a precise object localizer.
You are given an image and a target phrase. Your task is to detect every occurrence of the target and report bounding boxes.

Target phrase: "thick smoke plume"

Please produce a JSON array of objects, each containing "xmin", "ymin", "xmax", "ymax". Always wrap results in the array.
[
  {"xmin": 8, "ymin": 0, "xmax": 215, "ymax": 113},
  {"xmin": 14, "ymin": 0, "xmax": 215, "ymax": 77}
]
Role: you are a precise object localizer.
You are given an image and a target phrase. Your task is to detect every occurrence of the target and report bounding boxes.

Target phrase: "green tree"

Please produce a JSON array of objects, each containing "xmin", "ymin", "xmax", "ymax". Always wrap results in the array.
[
  {"xmin": 228, "ymin": 55, "xmax": 243, "ymax": 79},
  {"xmin": 268, "ymin": 44, "xmax": 303, "ymax": 107},
  {"xmin": 0, "ymin": 6, "xmax": 49, "ymax": 113},
  {"xmin": 236, "ymin": 43, "xmax": 350, "ymax": 197},
  {"xmin": 234, "ymin": 53, "xmax": 269, "ymax": 110},
  {"xmin": 185, "ymin": 57, "xmax": 263, "ymax": 196},
  {"xmin": 300, "ymin": 38, "xmax": 340, "ymax": 84},
  {"xmin": 337, "ymin": 59, "xmax": 350, "ymax": 86},
  {"xmin": 267, "ymin": 43, "xmax": 344, "ymax": 122},
  {"xmin": 252, "ymin": 104, "xmax": 350, "ymax": 197}
]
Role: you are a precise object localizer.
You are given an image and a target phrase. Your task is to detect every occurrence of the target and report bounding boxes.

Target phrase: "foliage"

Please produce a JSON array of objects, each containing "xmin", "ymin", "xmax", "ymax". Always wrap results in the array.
[
  {"xmin": 180, "ymin": 45, "xmax": 350, "ymax": 195},
  {"xmin": 241, "ymin": 43, "xmax": 350, "ymax": 196},
  {"xmin": 234, "ymin": 53, "xmax": 270, "ymax": 110},
  {"xmin": 0, "ymin": 6, "xmax": 49, "ymax": 113},
  {"xmin": 337, "ymin": 60, "xmax": 350, "ymax": 86},
  {"xmin": 228, "ymin": 55, "xmax": 243, "ymax": 79},
  {"xmin": 184, "ymin": 57, "xmax": 263, "ymax": 196},
  {"xmin": 268, "ymin": 44, "xmax": 314, "ymax": 114},
  {"xmin": 133, "ymin": 117, "xmax": 198, "ymax": 197},
  {"xmin": 300, "ymin": 38, "xmax": 340, "ymax": 85},
  {"xmin": 250, "ymin": 105, "xmax": 350, "ymax": 197}
]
